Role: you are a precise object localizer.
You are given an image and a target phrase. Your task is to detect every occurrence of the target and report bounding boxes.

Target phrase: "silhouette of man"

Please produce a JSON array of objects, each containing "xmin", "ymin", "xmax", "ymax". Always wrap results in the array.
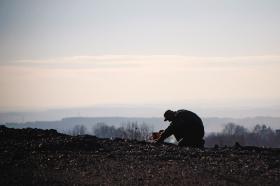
[{"xmin": 155, "ymin": 109, "xmax": 205, "ymax": 148}]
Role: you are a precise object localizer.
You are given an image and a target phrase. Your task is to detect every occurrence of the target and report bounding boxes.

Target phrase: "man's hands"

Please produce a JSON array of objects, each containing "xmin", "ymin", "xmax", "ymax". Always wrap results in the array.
[{"xmin": 150, "ymin": 130, "xmax": 164, "ymax": 143}]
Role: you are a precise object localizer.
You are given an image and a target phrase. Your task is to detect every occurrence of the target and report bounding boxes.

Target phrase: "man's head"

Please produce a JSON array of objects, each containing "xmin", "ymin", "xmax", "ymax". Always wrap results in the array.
[{"xmin": 164, "ymin": 110, "xmax": 176, "ymax": 122}]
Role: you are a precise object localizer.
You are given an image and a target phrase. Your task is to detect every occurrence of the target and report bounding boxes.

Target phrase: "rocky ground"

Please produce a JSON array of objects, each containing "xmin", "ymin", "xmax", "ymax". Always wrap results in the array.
[{"xmin": 0, "ymin": 125, "xmax": 279, "ymax": 186}]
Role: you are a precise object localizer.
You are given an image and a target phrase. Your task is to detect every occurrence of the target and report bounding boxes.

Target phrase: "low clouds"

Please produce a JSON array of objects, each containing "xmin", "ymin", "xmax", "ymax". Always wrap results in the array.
[
  {"xmin": 0, "ymin": 54, "xmax": 279, "ymax": 109},
  {"xmin": 4, "ymin": 55, "xmax": 280, "ymax": 71}
]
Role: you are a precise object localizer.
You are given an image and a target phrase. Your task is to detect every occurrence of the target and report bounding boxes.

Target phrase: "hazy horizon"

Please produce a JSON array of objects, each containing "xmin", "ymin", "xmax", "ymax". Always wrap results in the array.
[
  {"xmin": 1, "ymin": 1, "xmax": 280, "ymax": 113},
  {"xmin": 1, "ymin": 104, "xmax": 280, "ymax": 124}
]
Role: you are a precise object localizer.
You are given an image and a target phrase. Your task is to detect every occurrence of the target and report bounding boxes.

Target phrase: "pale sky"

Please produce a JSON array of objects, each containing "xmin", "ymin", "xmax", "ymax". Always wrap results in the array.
[{"xmin": 0, "ymin": 0, "xmax": 280, "ymax": 111}]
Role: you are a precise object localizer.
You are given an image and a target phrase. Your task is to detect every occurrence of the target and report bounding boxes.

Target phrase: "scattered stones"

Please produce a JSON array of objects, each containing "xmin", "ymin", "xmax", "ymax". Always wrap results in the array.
[{"xmin": 0, "ymin": 126, "xmax": 279, "ymax": 186}]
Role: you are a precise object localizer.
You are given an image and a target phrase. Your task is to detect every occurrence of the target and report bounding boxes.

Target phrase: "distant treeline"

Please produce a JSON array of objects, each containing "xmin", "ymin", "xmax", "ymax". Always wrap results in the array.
[
  {"xmin": 67, "ymin": 122, "xmax": 152, "ymax": 141},
  {"xmin": 205, "ymin": 123, "xmax": 280, "ymax": 148},
  {"xmin": 67, "ymin": 122, "xmax": 280, "ymax": 148}
]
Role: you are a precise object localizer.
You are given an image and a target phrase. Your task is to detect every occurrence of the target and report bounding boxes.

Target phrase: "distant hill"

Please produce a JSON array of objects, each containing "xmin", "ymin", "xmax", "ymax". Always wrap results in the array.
[
  {"xmin": 5, "ymin": 116, "xmax": 280, "ymax": 134},
  {"xmin": 1, "ymin": 105, "xmax": 280, "ymax": 124}
]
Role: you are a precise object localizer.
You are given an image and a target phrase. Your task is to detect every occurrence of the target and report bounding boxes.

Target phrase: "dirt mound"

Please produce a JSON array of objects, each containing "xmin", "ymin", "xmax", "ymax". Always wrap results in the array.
[{"xmin": 0, "ymin": 125, "xmax": 279, "ymax": 185}]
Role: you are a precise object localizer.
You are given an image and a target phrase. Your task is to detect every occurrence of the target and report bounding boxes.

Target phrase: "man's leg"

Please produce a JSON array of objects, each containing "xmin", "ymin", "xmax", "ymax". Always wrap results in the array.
[
  {"xmin": 178, "ymin": 138, "xmax": 191, "ymax": 147},
  {"xmin": 178, "ymin": 137, "xmax": 204, "ymax": 148}
]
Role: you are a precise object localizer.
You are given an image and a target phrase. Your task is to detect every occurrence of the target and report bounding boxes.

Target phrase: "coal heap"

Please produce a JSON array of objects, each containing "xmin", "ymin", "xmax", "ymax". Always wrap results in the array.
[{"xmin": 0, "ymin": 125, "xmax": 279, "ymax": 186}]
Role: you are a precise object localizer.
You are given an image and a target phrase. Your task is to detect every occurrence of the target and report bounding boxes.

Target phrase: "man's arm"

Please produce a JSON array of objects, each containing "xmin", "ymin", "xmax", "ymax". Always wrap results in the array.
[{"xmin": 156, "ymin": 124, "xmax": 175, "ymax": 142}]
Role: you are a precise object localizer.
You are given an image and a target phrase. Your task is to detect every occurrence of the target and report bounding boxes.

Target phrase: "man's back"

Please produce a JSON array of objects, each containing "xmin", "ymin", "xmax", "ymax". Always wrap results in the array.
[{"xmin": 172, "ymin": 110, "xmax": 204, "ymax": 140}]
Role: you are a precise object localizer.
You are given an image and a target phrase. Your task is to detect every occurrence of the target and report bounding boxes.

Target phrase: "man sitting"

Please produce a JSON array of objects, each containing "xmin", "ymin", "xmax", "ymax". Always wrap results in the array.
[{"xmin": 155, "ymin": 109, "xmax": 205, "ymax": 148}]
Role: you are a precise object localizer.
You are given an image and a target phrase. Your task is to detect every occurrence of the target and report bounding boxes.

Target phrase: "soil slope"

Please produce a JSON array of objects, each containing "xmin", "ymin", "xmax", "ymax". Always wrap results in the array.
[{"xmin": 0, "ymin": 126, "xmax": 279, "ymax": 186}]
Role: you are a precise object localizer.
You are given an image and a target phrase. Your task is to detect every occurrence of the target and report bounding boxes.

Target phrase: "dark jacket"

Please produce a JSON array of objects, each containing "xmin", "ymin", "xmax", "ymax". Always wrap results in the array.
[{"xmin": 159, "ymin": 110, "xmax": 204, "ymax": 142}]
